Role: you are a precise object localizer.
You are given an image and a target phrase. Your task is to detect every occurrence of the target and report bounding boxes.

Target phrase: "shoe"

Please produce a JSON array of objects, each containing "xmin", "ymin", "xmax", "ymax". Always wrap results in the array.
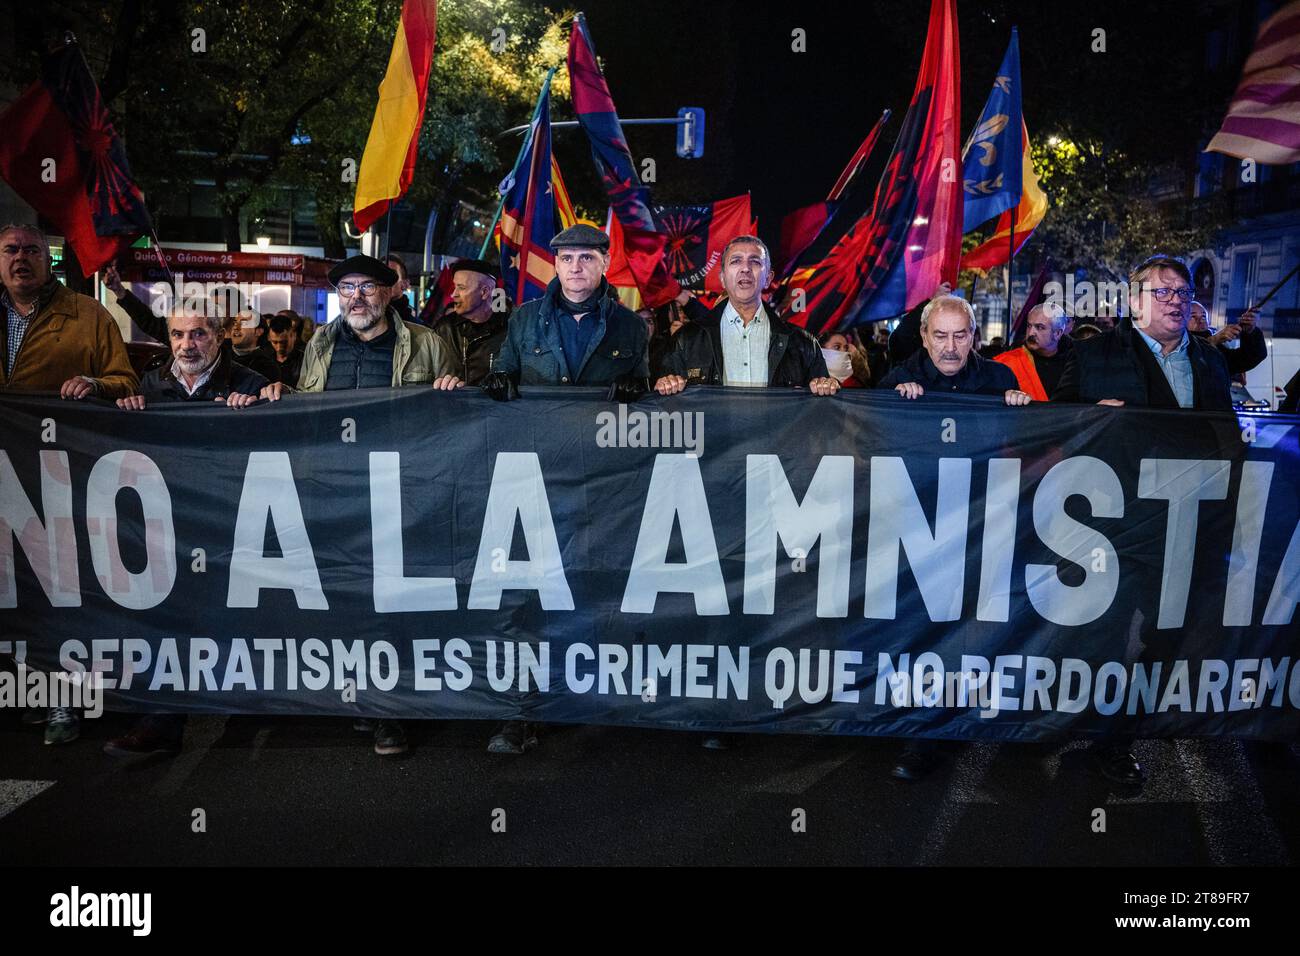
[
  {"xmin": 373, "ymin": 720, "xmax": 408, "ymax": 756},
  {"xmin": 103, "ymin": 716, "xmax": 183, "ymax": 757},
  {"xmin": 487, "ymin": 720, "xmax": 537, "ymax": 754},
  {"xmin": 701, "ymin": 735, "xmax": 730, "ymax": 750},
  {"xmin": 44, "ymin": 707, "xmax": 80, "ymax": 746},
  {"xmin": 1089, "ymin": 742, "xmax": 1144, "ymax": 787},
  {"xmin": 890, "ymin": 739, "xmax": 940, "ymax": 781},
  {"xmin": 353, "ymin": 718, "xmax": 376, "ymax": 732}
]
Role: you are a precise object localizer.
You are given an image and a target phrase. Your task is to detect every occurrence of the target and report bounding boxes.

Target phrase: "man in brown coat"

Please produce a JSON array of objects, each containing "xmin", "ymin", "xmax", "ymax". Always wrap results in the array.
[
  {"xmin": 1, "ymin": 223, "xmax": 138, "ymax": 746},
  {"xmin": 0, "ymin": 224, "xmax": 137, "ymax": 400}
]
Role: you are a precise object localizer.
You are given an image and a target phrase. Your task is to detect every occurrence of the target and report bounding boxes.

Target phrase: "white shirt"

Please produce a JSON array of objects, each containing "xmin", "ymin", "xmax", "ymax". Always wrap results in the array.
[
  {"xmin": 171, "ymin": 358, "xmax": 216, "ymax": 396},
  {"xmin": 720, "ymin": 301, "xmax": 770, "ymax": 387}
]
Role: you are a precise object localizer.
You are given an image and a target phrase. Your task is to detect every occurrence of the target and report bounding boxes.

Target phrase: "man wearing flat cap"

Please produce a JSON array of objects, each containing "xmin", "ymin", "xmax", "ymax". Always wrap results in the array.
[
  {"xmin": 482, "ymin": 223, "xmax": 649, "ymax": 403},
  {"xmin": 431, "ymin": 258, "xmax": 510, "ymax": 386},
  {"xmin": 260, "ymin": 253, "xmax": 457, "ymax": 399}
]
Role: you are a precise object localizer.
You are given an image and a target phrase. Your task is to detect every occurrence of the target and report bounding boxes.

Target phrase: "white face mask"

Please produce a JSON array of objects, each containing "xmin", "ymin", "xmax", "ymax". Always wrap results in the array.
[{"xmin": 821, "ymin": 348, "xmax": 853, "ymax": 382}]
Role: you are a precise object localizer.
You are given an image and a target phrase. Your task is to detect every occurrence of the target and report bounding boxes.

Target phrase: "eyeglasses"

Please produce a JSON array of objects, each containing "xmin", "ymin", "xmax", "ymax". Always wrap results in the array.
[
  {"xmin": 337, "ymin": 280, "xmax": 379, "ymax": 297},
  {"xmin": 1149, "ymin": 287, "xmax": 1195, "ymax": 303}
]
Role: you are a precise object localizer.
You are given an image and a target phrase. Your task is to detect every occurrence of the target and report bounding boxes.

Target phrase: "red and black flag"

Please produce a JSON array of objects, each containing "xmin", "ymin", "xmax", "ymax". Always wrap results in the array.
[
  {"xmin": 777, "ymin": 108, "xmax": 891, "ymax": 277},
  {"xmin": 0, "ymin": 37, "xmax": 154, "ymax": 277},
  {"xmin": 778, "ymin": 0, "xmax": 961, "ymax": 334},
  {"xmin": 608, "ymin": 194, "xmax": 752, "ymax": 293}
]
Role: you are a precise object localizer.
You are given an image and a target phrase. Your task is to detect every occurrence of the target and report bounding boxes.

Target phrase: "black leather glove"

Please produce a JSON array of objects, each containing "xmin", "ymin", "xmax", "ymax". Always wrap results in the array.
[
  {"xmin": 481, "ymin": 370, "xmax": 520, "ymax": 402},
  {"xmin": 607, "ymin": 374, "xmax": 650, "ymax": 403}
]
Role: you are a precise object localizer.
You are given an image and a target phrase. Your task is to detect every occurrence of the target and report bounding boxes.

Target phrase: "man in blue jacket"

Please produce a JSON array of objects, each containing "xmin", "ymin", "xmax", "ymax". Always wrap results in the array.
[{"xmin": 483, "ymin": 223, "xmax": 648, "ymax": 402}]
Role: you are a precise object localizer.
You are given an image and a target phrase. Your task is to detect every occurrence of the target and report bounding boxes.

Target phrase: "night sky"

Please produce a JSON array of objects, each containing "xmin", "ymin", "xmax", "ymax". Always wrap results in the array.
[{"xmin": 562, "ymin": 0, "xmax": 1251, "ymax": 245}]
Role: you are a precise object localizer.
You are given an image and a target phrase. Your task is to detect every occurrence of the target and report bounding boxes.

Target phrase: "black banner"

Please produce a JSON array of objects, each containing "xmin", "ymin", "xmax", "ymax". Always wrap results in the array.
[{"xmin": 1, "ymin": 388, "xmax": 1298, "ymax": 740}]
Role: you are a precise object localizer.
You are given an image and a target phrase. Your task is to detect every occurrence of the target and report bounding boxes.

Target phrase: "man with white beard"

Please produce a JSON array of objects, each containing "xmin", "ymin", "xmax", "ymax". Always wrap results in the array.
[{"xmin": 117, "ymin": 310, "xmax": 267, "ymax": 409}]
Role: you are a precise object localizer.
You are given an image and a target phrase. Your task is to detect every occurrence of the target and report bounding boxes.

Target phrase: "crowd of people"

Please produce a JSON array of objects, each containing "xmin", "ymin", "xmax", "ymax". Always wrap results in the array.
[{"xmin": 1, "ymin": 218, "xmax": 1295, "ymax": 788}]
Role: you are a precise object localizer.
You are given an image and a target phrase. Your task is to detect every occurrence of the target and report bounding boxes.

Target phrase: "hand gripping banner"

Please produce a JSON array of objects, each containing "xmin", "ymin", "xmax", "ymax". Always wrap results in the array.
[{"xmin": 1, "ymin": 389, "xmax": 1298, "ymax": 741}]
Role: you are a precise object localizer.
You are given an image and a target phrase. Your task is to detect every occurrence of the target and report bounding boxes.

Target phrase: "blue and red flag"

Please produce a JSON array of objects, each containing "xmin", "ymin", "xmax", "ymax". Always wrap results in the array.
[
  {"xmin": 779, "ymin": 0, "xmax": 962, "ymax": 333},
  {"xmin": 0, "ymin": 37, "xmax": 154, "ymax": 276},
  {"xmin": 497, "ymin": 70, "xmax": 558, "ymax": 305},
  {"xmin": 960, "ymin": 27, "xmax": 1047, "ymax": 272},
  {"xmin": 567, "ymin": 14, "xmax": 680, "ymax": 308}
]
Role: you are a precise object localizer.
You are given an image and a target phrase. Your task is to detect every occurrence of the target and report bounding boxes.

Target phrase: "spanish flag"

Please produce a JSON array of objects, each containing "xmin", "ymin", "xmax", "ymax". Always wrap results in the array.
[{"xmin": 353, "ymin": 0, "xmax": 438, "ymax": 232}]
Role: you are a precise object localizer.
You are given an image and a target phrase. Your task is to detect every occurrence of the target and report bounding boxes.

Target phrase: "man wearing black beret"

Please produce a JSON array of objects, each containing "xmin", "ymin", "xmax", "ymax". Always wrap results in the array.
[
  {"xmin": 431, "ymin": 258, "xmax": 511, "ymax": 386},
  {"xmin": 481, "ymin": 223, "xmax": 649, "ymax": 403},
  {"xmin": 260, "ymin": 253, "xmax": 456, "ymax": 399}
]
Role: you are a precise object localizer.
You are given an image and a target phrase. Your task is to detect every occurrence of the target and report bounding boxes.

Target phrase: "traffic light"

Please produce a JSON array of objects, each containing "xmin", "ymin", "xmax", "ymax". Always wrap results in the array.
[{"xmin": 676, "ymin": 107, "xmax": 705, "ymax": 159}]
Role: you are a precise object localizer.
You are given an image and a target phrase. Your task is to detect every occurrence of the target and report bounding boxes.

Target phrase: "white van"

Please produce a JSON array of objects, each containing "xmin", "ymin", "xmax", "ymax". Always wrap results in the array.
[{"xmin": 1244, "ymin": 336, "xmax": 1300, "ymax": 410}]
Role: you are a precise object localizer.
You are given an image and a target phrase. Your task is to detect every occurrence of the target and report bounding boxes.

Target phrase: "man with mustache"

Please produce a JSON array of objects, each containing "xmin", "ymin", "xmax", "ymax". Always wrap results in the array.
[
  {"xmin": 994, "ymin": 302, "xmax": 1073, "ymax": 401},
  {"xmin": 653, "ymin": 235, "xmax": 837, "ymax": 396},
  {"xmin": 876, "ymin": 293, "xmax": 1030, "ymax": 781},
  {"xmin": 879, "ymin": 295, "xmax": 1031, "ymax": 405},
  {"xmin": 117, "ymin": 310, "xmax": 267, "ymax": 410}
]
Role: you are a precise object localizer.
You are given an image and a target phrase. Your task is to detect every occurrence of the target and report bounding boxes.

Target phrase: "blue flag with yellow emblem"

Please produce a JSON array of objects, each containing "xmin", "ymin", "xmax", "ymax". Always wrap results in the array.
[{"xmin": 962, "ymin": 29, "xmax": 1024, "ymax": 232}]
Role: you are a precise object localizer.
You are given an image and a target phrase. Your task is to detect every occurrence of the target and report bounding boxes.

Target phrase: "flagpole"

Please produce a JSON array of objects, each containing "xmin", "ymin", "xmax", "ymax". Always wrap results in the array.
[
  {"xmin": 1006, "ymin": 218, "xmax": 1015, "ymax": 338},
  {"xmin": 478, "ymin": 68, "xmax": 557, "ymax": 260}
]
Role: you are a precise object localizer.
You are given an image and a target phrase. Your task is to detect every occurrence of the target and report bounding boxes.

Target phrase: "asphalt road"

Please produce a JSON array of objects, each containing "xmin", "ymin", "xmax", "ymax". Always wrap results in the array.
[{"xmin": 2, "ymin": 711, "xmax": 1297, "ymax": 866}]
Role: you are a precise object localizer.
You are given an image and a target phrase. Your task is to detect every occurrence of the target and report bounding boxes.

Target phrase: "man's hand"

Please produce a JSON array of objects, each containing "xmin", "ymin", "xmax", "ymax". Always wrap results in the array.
[
  {"xmin": 116, "ymin": 395, "xmax": 147, "ymax": 411},
  {"xmin": 481, "ymin": 370, "xmax": 520, "ymax": 402},
  {"xmin": 1097, "ymin": 398, "xmax": 1125, "ymax": 407},
  {"xmin": 432, "ymin": 375, "xmax": 465, "ymax": 391},
  {"xmin": 1211, "ymin": 324, "xmax": 1241, "ymax": 346},
  {"xmin": 607, "ymin": 374, "xmax": 649, "ymax": 403},
  {"xmin": 223, "ymin": 393, "xmax": 259, "ymax": 409},
  {"xmin": 60, "ymin": 376, "xmax": 99, "ymax": 400},
  {"xmin": 674, "ymin": 289, "xmax": 693, "ymax": 307},
  {"xmin": 103, "ymin": 264, "xmax": 126, "ymax": 298},
  {"xmin": 1004, "ymin": 389, "xmax": 1032, "ymax": 406},
  {"xmin": 1239, "ymin": 308, "xmax": 1258, "ymax": 332},
  {"xmin": 655, "ymin": 375, "xmax": 687, "ymax": 396},
  {"xmin": 260, "ymin": 382, "xmax": 286, "ymax": 402},
  {"xmin": 894, "ymin": 382, "xmax": 924, "ymax": 400},
  {"xmin": 808, "ymin": 376, "xmax": 841, "ymax": 396}
]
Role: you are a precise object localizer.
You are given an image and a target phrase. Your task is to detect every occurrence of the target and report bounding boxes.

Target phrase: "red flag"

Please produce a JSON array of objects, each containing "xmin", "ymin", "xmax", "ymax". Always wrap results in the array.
[{"xmin": 0, "ymin": 39, "xmax": 154, "ymax": 276}]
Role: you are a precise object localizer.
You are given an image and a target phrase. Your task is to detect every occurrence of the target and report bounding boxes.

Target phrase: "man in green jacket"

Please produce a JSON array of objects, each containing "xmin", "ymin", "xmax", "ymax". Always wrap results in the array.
[{"xmin": 260, "ymin": 254, "xmax": 457, "ymax": 397}]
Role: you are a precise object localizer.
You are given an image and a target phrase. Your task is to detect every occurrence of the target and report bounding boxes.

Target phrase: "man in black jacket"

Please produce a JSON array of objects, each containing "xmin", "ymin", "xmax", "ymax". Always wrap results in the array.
[
  {"xmin": 654, "ymin": 235, "xmax": 838, "ymax": 396},
  {"xmin": 431, "ymin": 258, "xmax": 509, "ymax": 385},
  {"xmin": 228, "ymin": 310, "xmax": 282, "ymax": 383},
  {"xmin": 1053, "ymin": 255, "xmax": 1233, "ymax": 790},
  {"xmin": 1054, "ymin": 256, "xmax": 1231, "ymax": 411},
  {"xmin": 116, "ymin": 310, "xmax": 267, "ymax": 410},
  {"xmin": 105, "ymin": 309, "xmax": 267, "ymax": 755},
  {"xmin": 879, "ymin": 295, "xmax": 1032, "ymax": 405}
]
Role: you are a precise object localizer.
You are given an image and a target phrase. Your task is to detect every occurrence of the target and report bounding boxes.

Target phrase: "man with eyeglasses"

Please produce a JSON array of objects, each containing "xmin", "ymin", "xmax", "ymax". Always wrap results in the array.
[
  {"xmin": 1054, "ymin": 255, "xmax": 1231, "ymax": 411},
  {"xmin": 1053, "ymin": 255, "xmax": 1232, "ymax": 790},
  {"xmin": 258, "ymin": 254, "xmax": 456, "ymax": 756},
  {"xmin": 260, "ymin": 254, "xmax": 456, "ymax": 399}
]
